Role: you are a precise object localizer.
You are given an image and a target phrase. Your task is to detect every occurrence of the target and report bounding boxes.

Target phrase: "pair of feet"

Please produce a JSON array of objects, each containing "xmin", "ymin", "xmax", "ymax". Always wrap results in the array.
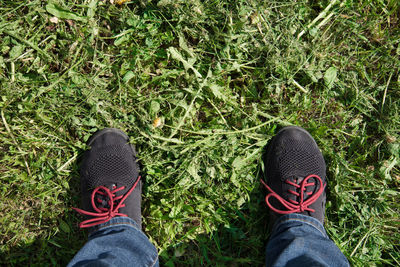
[{"xmin": 74, "ymin": 126, "xmax": 326, "ymax": 229}]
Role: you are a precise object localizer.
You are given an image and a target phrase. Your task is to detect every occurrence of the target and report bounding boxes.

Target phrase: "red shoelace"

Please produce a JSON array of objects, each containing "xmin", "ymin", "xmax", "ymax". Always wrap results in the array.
[
  {"xmin": 260, "ymin": 174, "xmax": 325, "ymax": 214},
  {"xmin": 73, "ymin": 176, "xmax": 141, "ymax": 228}
]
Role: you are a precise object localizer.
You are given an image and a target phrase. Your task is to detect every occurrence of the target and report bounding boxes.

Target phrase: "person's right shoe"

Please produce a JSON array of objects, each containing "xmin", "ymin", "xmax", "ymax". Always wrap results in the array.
[{"xmin": 261, "ymin": 126, "xmax": 327, "ymax": 227}]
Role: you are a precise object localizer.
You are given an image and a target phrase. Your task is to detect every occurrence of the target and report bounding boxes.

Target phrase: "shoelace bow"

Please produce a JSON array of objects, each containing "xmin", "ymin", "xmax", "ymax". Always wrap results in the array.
[
  {"xmin": 73, "ymin": 176, "xmax": 141, "ymax": 228},
  {"xmin": 260, "ymin": 174, "xmax": 325, "ymax": 214}
]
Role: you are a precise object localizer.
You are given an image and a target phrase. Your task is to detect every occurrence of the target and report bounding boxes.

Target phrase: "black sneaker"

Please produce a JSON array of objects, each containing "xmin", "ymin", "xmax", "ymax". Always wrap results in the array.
[
  {"xmin": 261, "ymin": 126, "xmax": 327, "ymax": 226},
  {"xmin": 73, "ymin": 128, "xmax": 142, "ymax": 229}
]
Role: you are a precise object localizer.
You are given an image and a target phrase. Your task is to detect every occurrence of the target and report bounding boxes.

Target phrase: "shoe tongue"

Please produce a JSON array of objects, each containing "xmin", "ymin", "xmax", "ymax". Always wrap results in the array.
[
  {"xmin": 96, "ymin": 183, "xmax": 119, "ymax": 209},
  {"xmin": 103, "ymin": 183, "xmax": 116, "ymax": 190},
  {"xmin": 289, "ymin": 176, "xmax": 316, "ymax": 202}
]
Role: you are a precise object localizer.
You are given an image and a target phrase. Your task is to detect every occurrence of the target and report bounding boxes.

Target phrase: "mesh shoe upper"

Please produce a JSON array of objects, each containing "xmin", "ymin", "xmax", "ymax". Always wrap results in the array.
[
  {"xmin": 77, "ymin": 128, "xmax": 142, "ymax": 228},
  {"xmin": 263, "ymin": 126, "xmax": 327, "ymax": 224},
  {"xmin": 84, "ymin": 144, "xmax": 139, "ymax": 190}
]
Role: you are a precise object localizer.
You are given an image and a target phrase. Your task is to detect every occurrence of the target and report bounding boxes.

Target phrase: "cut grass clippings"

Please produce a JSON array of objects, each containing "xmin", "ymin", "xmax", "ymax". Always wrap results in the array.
[{"xmin": 0, "ymin": 0, "xmax": 399, "ymax": 266}]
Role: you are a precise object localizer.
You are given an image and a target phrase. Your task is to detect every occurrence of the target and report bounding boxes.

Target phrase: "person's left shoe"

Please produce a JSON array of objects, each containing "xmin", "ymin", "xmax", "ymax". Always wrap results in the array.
[{"xmin": 73, "ymin": 128, "xmax": 142, "ymax": 229}]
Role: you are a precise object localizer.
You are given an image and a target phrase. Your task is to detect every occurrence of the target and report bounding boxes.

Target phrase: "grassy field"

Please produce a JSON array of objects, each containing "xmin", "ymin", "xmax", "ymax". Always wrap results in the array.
[{"xmin": 1, "ymin": 0, "xmax": 399, "ymax": 266}]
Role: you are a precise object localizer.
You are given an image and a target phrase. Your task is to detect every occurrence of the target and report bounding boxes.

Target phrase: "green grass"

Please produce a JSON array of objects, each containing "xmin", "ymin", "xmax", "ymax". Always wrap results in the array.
[{"xmin": 0, "ymin": 0, "xmax": 399, "ymax": 266}]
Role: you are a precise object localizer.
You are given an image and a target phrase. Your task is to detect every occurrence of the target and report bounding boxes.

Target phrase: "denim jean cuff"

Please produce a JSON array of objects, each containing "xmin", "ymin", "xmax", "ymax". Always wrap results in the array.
[
  {"xmin": 271, "ymin": 213, "xmax": 328, "ymax": 238},
  {"xmin": 88, "ymin": 216, "xmax": 140, "ymax": 237}
]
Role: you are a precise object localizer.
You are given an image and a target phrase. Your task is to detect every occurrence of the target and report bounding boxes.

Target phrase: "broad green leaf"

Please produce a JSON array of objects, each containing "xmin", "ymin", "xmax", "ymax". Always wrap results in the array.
[
  {"xmin": 169, "ymin": 206, "xmax": 181, "ymax": 218},
  {"xmin": 87, "ymin": 0, "xmax": 98, "ymax": 19},
  {"xmin": 59, "ymin": 219, "xmax": 70, "ymax": 233},
  {"xmin": 46, "ymin": 3, "xmax": 87, "ymax": 22},
  {"xmin": 174, "ymin": 246, "xmax": 186, "ymax": 257},
  {"xmin": 9, "ymin": 45, "xmax": 24, "ymax": 59},
  {"xmin": 231, "ymin": 171, "xmax": 240, "ymax": 187},
  {"xmin": 187, "ymin": 162, "xmax": 201, "ymax": 183},
  {"xmin": 168, "ymin": 47, "xmax": 202, "ymax": 78},
  {"xmin": 157, "ymin": 0, "xmax": 173, "ymax": 6},
  {"xmin": 309, "ymin": 27, "xmax": 318, "ymax": 37},
  {"xmin": 179, "ymin": 35, "xmax": 195, "ymax": 59},
  {"xmin": 324, "ymin": 66, "xmax": 337, "ymax": 89},
  {"xmin": 114, "ymin": 35, "xmax": 129, "ymax": 46},
  {"xmin": 122, "ymin": 71, "xmax": 134, "ymax": 83},
  {"xmin": 208, "ymin": 83, "xmax": 228, "ymax": 101},
  {"xmin": 388, "ymin": 143, "xmax": 399, "ymax": 157},
  {"xmin": 150, "ymin": 101, "xmax": 160, "ymax": 115},
  {"xmin": 232, "ymin": 156, "xmax": 246, "ymax": 169}
]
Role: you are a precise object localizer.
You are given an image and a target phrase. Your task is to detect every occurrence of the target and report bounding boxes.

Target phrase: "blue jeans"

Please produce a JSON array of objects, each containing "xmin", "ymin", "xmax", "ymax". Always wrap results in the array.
[
  {"xmin": 266, "ymin": 214, "xmax": 349, "ymax": 266},
  {"xmin": 69, "ymin": 214, "xmax": 349, "ymax": 266},
  {"xmin": 68, "ymin": 217, "xmax": 159, "ymax": 267}
]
